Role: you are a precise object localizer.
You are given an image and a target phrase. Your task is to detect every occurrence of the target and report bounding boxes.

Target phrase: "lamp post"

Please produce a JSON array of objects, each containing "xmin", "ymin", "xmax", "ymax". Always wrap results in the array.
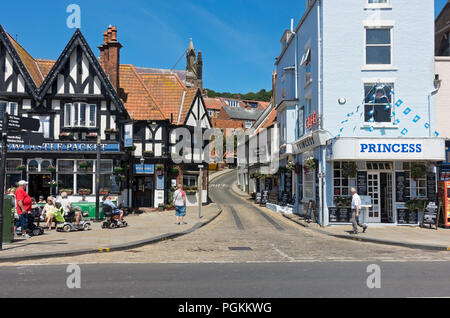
[{"xmin": 198, "ymin": 165, "xmax": 203, "ymax": 219}]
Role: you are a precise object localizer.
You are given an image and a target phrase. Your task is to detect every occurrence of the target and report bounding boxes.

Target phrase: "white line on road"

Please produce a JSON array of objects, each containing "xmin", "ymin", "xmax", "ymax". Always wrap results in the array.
[{"xmin": 271, "ymin": 244, "xmax": 295, "ymax": 262}]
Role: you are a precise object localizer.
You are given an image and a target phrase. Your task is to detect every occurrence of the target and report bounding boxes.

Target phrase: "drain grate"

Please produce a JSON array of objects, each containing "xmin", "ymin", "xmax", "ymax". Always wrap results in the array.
[{"xmin": 229, "ymin": 247, "xmax": 253, "ymax": 251}]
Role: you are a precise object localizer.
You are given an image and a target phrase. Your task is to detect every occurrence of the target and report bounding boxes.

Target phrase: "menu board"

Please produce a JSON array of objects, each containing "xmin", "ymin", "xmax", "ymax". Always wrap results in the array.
[
  {"xmin": 395, "ymin": 172, "xmax": 407, "ymax": 203},
  {"xmin": 422, "ymin": 202, "xmax": 439, "ymax": 229},
  {"xmin": 329, "ymin": 207, "xmax": 339, "ymax": 223},
  {"xmin": 338, "ymin": 208, "xmax": 351, "ymax": 223},
  {"xmin": 397, "ymin": 208, "xmax": 418, "ymax": 225},
  {"xmin": 427, "ymin": 172, "xmax": 437, "ymax": 203},
  {"xmin": 357, "ymin": 172, "xmax": 368, "ymax": 196}
]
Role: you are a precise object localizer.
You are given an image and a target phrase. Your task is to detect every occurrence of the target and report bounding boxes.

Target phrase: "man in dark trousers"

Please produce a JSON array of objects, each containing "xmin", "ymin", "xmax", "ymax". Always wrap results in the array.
[{"xmin": 351, "ymin": 187, "xmax": 368, "ymax": 234}]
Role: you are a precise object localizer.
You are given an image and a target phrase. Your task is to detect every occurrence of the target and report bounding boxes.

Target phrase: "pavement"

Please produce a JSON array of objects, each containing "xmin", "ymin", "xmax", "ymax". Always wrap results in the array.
[
  {"xmin": 0, "ymin": 204, "xmax": 221, "ymax": 263},
  {"xmin": 229, "ymin": 180, "xmax": 450, "ymax": 252}
]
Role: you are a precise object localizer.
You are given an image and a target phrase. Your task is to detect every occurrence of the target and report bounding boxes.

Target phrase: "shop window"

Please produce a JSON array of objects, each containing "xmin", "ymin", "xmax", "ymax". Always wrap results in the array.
[
  {"xmin": 58, "ymin": 160, "xmax": 75, "ymax": 172},
  {"xmin": 28, "ymin": 160, "xmax": 39, "ymax": 172},
  {"xmin": 333, "ymin": 161, "xmax": 357, "ymax": 203},
  {"xmin": 41, "ymin": 160, "xmax": 52, "ymax": 171},
  {"xmin": 6, "ymin": 159, "xmax": 22, "ymax": 172},
  {"xmin": 364, "ymin": 83, "xmax": 394, "ymax": 123},
  {"xmin": 100, "ymin": 160, "xmax": 113, "ymax": 173},
  {"xmin": 77, "ymin": 160, "xmax": 94, "ymax": 172},
  {"xmin": 58, "ymin": 174, "xmax": 74, "ymax": 192},
  {"xmin": 6, "ymin": 174, "xmax": 21, "ymax": 190},
  {"xmin": 183, "ymin": 175, "xmax": 198, "ymax": 187},
  {"xmin": 76, "ymin": 175, "xmax": 93, "ymax": 195}
]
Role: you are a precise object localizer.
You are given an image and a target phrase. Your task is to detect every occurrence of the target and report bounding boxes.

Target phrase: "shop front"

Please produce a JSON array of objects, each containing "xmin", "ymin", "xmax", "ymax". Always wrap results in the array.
[
  {"xmin": 3, "ymin": 142, "xmax": 125, "ymax": 204},
  {"xmin": 327, "ymin": 138, "xmax": 446, "ymax": 226},
  {"xmin": 132, "ymin": 163, "xmax": 166, "ymax": 209}
]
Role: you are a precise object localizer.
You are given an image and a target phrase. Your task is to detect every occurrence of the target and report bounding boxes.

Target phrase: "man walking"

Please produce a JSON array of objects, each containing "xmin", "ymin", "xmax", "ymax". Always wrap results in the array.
[
  {"xmin": 351, "ymin": 187, "xmax": 368, "ymax": 235},
  {"xmin": 173, "ymin": 184, "xmax": 187, "ymax": 225}
]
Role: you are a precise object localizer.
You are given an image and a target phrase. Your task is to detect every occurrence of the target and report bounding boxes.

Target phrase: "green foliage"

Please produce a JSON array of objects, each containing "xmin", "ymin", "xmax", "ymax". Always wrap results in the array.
[{"xmin": 206, "ymin": 89, "xmax": 272, "ymax": 102}]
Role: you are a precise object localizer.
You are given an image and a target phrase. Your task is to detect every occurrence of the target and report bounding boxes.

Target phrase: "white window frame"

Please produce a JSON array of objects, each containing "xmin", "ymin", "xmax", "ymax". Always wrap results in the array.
[
  {"xmin": 364, "ymin": 26, "xmax": 394, "ymax": 68},
  {"xmin": 64, "ymin": 102, "xmax": 97, "ymax": 128}
]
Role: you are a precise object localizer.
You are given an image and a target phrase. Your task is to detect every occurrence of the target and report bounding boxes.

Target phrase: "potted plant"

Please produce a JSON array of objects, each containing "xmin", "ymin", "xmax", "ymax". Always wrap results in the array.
[
  {"xmin": 342, "ymin": 162, "xmax": 358, "ymax": 178},
  {"xmin": 59, "ymin": 189, "xmax": 73, "ymax": 195},
  {"xmin": 78, "ymin": 161, "xmax": 88, "ymax": 170},
  {"xmin": 334, "ymin": 196, "xmax": 352, "ymax": 207},
  {"xmin": 113, "ymin": 167, "xmax": 124, "ymax": 174},
  {"xmin": 125, "ymin": 145, "xmax": 137, "ymax": 152},
  {"xmin": 169, "ymin": 168, "xmax": 179, "ymax": 174},
  {"xmin": 303, "ymin": 157, "xmax": 317, "ymax": 173},
  {"xmin": 120, "ymin": 175, "xmax": 126, "ymax": 182},
  {"xmin": 411, "ymin": 163, "xmax": 427, "ymax": 180},
  {"xmin": 17, "ymin": 165, "xmax": 26, "ymax": 172},
  {"xmin": 47, "ymin": 165, "xmax": 57, "ymax": 173},
  {"xmin": 59, "ymin": 132, "xmax": 74, "ymax": 141},
  {"xmin": 156, "ymin": 165, "xmax": 164, "ymax": 172},
  {"xmin": 86, "ymin": 132, "xmax": 98, "ymax": 140},
  {"xmin": 405, "ymin": 198, "xmax": 426, "ymax": 212},
  {"xmin": 99, "ymin": 188, "xmax": 110, "ymax": 196},
  {"xmin": 143, "ymin": 150, "xmax": 154, "ymax": 158},
  {"xmin": 48, "ymin": 180, "xmax": 58, "ymax": 189}
]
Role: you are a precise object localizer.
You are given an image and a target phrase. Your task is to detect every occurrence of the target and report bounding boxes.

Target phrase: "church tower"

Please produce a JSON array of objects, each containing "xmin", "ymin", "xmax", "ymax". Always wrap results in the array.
[{"xmin": 185, "ymin": 39, "xmax": 203, "ymax": 90}]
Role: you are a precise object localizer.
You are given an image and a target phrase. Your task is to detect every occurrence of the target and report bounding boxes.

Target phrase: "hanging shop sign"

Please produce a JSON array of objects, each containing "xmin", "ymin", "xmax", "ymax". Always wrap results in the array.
[
  {"xmin": 1, "ymin": 143, "xmax": 121, "ymax": 153},
  {"xmin": 293, "ymin": 130, "xmax": 330, "ymax": 154},
  {"xmin": 124, "ymin": 123, "xmax": 133, "ymax": 148},
  {"xmin": 305, "ymin": 111, "xmax": 319, "ymax": 129},
  {"xmin": 331, "ymin": 138, "xmax": 445, "ymax": 161}
]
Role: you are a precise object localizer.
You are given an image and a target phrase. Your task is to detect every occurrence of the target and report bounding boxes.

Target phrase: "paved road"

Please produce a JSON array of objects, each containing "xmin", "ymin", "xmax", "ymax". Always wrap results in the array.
[
  {"xmin": 1, "ymin": 171, "xmax": 450, "ymax": 298},
  {"xmin": 1, "ymin": 262, "xmax": 450, "ymax": 298}
]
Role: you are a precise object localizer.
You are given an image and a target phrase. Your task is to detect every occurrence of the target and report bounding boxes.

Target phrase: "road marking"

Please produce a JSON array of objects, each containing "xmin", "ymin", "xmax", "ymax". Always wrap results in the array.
[
  {"xmin": 229, "ymin": 206, "xmax": 245, "ymax": 230},
  {"xmin": 256, "ymin": 209, "xmax": 284, "ymax": 231},
  {"xmin": 271, "ymin": 244, "xmax": 295, "ymax": 262}
]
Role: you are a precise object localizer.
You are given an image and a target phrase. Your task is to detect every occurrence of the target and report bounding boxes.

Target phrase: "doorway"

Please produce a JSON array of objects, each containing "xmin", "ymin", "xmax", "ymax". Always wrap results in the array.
[
  {"xmin": 134, "ymin": 176, "xmax": 154, "ymax": 208},
  {"xmin": 380, "ymin": 172, "xmax": 394, "ymax": 223},
  {"xmin": 28, "ymin": 174, "xmax": 51, "ymax": 200},
  {"xmin": 367, "ymin": 172, "xmax": 381, "ymax": 223}
]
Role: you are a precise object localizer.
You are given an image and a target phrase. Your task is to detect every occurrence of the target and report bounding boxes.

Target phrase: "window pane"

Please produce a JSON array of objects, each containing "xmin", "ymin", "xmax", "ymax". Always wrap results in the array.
[
  {"xmin": 366, "ymin": 46, "xmax": 391, "ymax": 64},
  {"xmin": 365, "ymin": 105, "xmax": 391, "ymax": 123},
  {"xmin": 365, "ymin": 84, "xmax": 392, "ymax": 104},
  {"xmin": 9, "ymin": 103, "xmax": 18, "ymax": 116},
  {"xmin": 100, "ymin": 174, "xmax": 112, "ymax": 191},
  {"xmin": 74, "ymin": 104, "xmax": 79, "ymax": 126},
  {"xmin": 41, "ymin": 160, "xmax": 52, "ymax": 171},
  {"xmin": 0, "ymin": 102, "xmax": 6, "ymax": 119},
  {"xmin": 77, "ymin": 160, "xmax": 94, "ymax": 172},
  {"xmin": 100, "ymin": 160, "xmax": 113, "ymax": 173},
  {"xmin": 58, "ymin": 174, "xmax": 74, "ymax": 191},
  {"xmin": 366, "ymin": 29, "xmax": 390, "ymax": 45},
  {"xmin": 65, "ymin": 104, "xmax": 71, "ymax": 126},
  {"xmin": 89, "ymin": 105, "xmax": 96, "ymax": 127},
  {"xmin": 80, "ymin": 103, "xmax": 86, "ymax": 126},
  {"xmin": 58, "ymin": 160, "xmax": 75, "ymax": 172},
  {"xmin": 6, "ymin": 160, "xmax": 22, "ymax": 172},
  {"xmin": 76, "ymin": 175, "xmax": 93, "ymax": 194}
]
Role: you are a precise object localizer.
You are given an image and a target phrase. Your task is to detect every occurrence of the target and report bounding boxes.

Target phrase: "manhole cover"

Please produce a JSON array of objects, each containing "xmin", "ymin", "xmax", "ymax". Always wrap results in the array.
[{"xmin": 229, "ymin": 247, "xmax": 253, "ymax": 251}]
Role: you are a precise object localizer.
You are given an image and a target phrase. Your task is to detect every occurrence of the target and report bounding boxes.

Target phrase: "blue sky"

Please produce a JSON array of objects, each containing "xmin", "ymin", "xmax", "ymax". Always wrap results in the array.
[{"xmin": 0, "ymin": 0, "xmax": 447, "ymax": 93}]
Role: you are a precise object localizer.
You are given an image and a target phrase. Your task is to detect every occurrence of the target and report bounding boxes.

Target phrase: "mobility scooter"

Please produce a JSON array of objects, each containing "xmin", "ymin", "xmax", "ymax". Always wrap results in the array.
[
  {"xmin": 55, "ymin": 203, "xmax": 91, "ymax": 232},
  {"xmin": 101, "ymin": 204, "xmax": 128, "ymax": 229},
  {"xmin": 15, "ymin": 206, "xmax": 45, "ymax": 237}
]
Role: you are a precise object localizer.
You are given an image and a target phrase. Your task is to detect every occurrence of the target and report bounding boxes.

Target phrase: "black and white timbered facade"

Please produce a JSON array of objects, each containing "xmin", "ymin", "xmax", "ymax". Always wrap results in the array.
[{"xmin": 0, "ymin": 26, "xmax": 130, "ymax": 204}]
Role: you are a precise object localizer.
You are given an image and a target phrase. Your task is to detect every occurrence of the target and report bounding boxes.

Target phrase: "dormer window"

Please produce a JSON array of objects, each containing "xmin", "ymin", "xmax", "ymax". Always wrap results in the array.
[{"xmin": 64, "ymin": 102, "xmax": 97, "ymax": 128}]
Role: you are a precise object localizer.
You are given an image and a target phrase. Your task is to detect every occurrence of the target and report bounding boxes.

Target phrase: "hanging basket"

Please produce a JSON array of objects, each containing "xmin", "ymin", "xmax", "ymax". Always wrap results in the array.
[
  {"xmin": 411, "ymin": 163, "xmax": 427, "ymax": 180},
  {"xmin": 303, "ymin": 157, "xmax": 317, "ymax": 173},
  {"xmin": 342, "ymin": 162, "xmax": 358, "ymax": 178}
]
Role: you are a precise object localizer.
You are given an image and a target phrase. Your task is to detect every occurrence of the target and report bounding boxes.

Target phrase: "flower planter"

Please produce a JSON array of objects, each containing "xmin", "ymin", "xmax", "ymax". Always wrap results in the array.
[
  {"xmin": 17, "ymin": 166, "xmax": 26, "ymax": 172},
  {"xmin": 59, "ymin": 189, "xmax": 73, "ymax": 195}
]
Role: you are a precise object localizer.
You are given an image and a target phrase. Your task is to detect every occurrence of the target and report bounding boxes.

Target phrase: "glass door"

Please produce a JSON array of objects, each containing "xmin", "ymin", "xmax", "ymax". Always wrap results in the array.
[{"xmin": 367, "ymin": 172, "xmax": 381, "ymax": 223}]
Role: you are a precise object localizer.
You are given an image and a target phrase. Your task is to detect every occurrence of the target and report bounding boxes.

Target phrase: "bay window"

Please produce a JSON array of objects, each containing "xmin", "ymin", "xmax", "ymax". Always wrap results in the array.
[{"xmin": 64, "ymin": 103, "xmax": 97, "ymax": 128}]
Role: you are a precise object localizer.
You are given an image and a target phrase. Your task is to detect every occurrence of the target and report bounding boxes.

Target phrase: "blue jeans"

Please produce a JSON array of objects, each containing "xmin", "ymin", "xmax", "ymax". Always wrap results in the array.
[
  {"xmin": 175, "ymin": 206, "xmax": 186, "ymax": 217},
  {"xmin": 19, "ymin": 213, "xmax": 28, "ymax": 232}
]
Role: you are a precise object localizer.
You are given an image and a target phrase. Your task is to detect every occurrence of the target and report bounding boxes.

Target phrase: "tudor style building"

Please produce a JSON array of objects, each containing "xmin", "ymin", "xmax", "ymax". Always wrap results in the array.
[
  {"xmin": 0, "ymin": 25, "xmax": 129, "ymax": 202},
  {"xmin": 0, "ymin": 24, "xmax": 212, "ymax": 209}
]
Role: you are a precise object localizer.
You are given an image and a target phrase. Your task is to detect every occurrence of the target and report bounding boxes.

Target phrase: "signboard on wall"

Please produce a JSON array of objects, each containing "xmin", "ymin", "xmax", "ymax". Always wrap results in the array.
[
  {"xmin": 357, "ymin": 171, "xmax": 368, "ymax": 196},
  {"xmin": 134, "ymin": 164, "xmax": 155, "ymax": 174},
  {"xmin": 124, "ymin": 123, "xmax": 134, "ymax": 148},
  {"xmin": 1, "ymin": 143, "xmax": 121, "ymax": 153},
  {"xmin": 156, "ymin": 175, "xmax": 165, "ymax": 190}
]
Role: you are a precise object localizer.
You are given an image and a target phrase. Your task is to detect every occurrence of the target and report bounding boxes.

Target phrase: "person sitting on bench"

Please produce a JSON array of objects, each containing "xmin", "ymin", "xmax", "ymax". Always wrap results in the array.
[{"xmin": 102, "ymin": 194, "xmax": 124, "ymax": 225}]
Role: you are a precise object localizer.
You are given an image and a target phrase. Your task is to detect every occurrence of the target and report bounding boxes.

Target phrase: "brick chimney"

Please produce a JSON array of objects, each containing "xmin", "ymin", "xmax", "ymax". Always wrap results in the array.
[{"xmin": 99, "ymin": 25, "xmax": 122, "ymax": 92}]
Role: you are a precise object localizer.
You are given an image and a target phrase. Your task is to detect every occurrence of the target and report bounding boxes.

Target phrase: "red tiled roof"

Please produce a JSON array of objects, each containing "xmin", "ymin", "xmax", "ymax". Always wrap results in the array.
[
  {"xmin": 7, "ymin": 34, "xmax": 44, "ymax": 87},
  {"xmin": 204, "ymin": 97, "xmax": 224, "ymax": 110},
  {"xmin": 35, "ymin": 59, "xmax": 55, "ymax": 78}
]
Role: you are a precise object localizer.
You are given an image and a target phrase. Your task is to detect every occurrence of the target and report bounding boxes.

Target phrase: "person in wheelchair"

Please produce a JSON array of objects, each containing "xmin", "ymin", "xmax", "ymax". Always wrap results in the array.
[
  {"xmin": 102, "ymin": 194, "xmax": 124, "ymax": 225},
  {"xmin": 58, "ymin": 192, "xmax": 82, "ymax": 228}
]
